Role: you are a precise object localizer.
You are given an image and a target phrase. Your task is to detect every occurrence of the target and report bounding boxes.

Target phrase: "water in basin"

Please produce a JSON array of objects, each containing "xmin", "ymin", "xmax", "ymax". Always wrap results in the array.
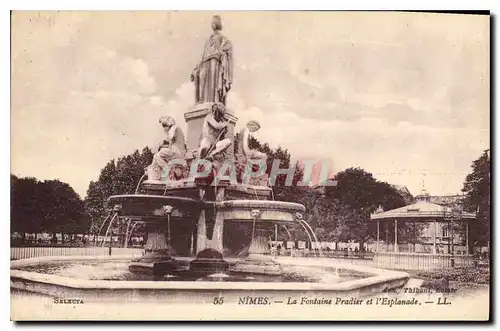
[{"xmin": 13, "ymin": 260, "xmax": 372, "ymax": 283}]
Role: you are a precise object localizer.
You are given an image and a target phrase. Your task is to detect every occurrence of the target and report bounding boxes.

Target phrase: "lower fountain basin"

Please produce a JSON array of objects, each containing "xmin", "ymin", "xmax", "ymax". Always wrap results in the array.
[{"xmin": 11, "ymin": 255, "xmax": 409, "ymax": 303}]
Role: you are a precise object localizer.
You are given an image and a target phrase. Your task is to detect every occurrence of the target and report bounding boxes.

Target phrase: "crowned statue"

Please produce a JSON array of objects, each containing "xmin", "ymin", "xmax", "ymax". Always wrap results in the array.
[{"xmin": 191, "ymin": 15, "xmax": 233, "ymax": 105}]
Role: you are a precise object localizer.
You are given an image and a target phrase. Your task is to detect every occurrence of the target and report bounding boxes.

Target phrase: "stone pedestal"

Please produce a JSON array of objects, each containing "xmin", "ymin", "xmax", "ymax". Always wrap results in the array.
[
  {"xmin": 196, "ymin": 209, "xmax": 224, "ymax": 254},
  {"xmin": 189, "ymin": 248, "xmax": 229, "ymax": 275},
  {"xmin": 196, "ymin": 210, "xmax": 207, "ymax": 253},
  {"xmin": 248, "ymin": 234, "xmax": 271, "ymax": 260},
  {"xmin": 144, "ymin": 231, "xmax": 170, "ymax": 252},
  {"xmin": 232, "ymin": 227, "xmax": 282, "ymax": 275},
  {"xmin": 129, "ymin": 226, "xmax": 179, "ymax": 276},
  {"xmin": 184, "ymin": 102, "xmax": 238, "ymax": 157}
]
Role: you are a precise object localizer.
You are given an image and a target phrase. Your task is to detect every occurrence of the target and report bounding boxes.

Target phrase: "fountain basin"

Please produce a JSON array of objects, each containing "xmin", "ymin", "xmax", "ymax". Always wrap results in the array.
[
  {"xmin": 104, "ymin": 195, "xmax": 311, "ymax": 275},
  {"xmin": 106, "ymin": 194, "xmax": 201, "ymax": 219},
  {"xmin": 106, "ymin": 195, "xmax": 306, "ymax": 225},
  {"xmin": 216, "ymin": 200, "xmax": 306, "ymax": 224},
  {"xmin": 11, "ymin": 255, "xmax": 409, "ymax": 303}
]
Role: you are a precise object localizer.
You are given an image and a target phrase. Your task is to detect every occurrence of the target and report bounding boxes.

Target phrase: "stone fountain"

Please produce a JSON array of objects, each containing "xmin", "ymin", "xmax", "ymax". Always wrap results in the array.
[
  {"xmin": 10, "ymin": 16, "xmax": 410, "ymax": 309},
  {"xmin": 104, "ymin": 14, "xmax": 312, "ymax": 278}
]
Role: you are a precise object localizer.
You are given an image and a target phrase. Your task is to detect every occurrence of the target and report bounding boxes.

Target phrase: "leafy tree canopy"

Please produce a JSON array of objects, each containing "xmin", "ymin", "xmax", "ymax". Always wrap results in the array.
[
  {"xmin": 11, "ymin": 176, "xmax": 87, "ymax": 237},
  {"xmin": 462, "ymin": 150, "xmax": 490, "ymax": 246}
]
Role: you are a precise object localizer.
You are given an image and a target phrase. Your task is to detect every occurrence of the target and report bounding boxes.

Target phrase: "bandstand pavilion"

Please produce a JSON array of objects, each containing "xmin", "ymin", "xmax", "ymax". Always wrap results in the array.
[{"xmin": 370, "ymin": 194, "xmax": 476, "ymax": 255}]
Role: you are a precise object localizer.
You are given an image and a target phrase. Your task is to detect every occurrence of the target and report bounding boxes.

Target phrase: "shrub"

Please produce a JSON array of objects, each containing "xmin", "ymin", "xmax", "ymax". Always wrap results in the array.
[{"xmin": 415, "ymin": 266, "xmax": 490, "ymax": 284}]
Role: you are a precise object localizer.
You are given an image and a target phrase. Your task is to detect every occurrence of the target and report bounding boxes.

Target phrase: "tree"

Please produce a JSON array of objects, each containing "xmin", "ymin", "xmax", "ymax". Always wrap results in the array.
[
  {"xmin": 312, "ymin": 167, "xmax": 406, "ymax": 249},
  {"xmin": 310, "ymin": 197, "xmax": 355, "ymax": 245},
  {"xmin": 39, "ymin": 179, "xmax": 89, "ymax": 237},
  {"xmin": 462, "ymin": 150, "xmax": 490, "ymax": 252},
  {"xmin": 11, "ymin": 175, "xmax": 88, "ymax": 243},
  {"xmin": 84, "ymin": 147, "xmax": 154, "ymax": 233},
  {"xmin": 85, "ymin": 160, "xmax": 117, "ymax": 232},
  {"xmin": 11, "ymin": 176, "xmax": 42, "ymax": 243}
]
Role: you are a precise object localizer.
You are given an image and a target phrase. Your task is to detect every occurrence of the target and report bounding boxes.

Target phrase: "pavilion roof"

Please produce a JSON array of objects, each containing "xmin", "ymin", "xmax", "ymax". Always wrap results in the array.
[{"xmin": 370, "ymin": 200, "xmax": 476, "ymax": 221}]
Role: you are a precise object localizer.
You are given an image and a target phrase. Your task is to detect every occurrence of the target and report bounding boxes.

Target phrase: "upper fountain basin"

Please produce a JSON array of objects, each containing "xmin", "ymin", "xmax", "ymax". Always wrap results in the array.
[{"xmin": 106, "ymin": 194, "xmax": 305, "ymax": 224}]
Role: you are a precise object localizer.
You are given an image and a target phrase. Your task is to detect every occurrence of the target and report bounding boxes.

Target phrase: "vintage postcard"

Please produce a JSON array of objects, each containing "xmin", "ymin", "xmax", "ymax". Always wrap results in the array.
[{"xmin": 10, "ymin": 11, "xmax": 490, "ymax": 321}]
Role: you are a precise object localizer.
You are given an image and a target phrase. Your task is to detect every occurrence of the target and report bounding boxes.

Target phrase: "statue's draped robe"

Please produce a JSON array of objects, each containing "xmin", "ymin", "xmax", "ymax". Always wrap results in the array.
[
  {"xmin": 197, "ymin": 32, "xmax": 233, "ymax": 105},
  {"xmin": 169, "ymin": 126, "xmax": 187, "ymax": 156},
  {"xmin": 147, "ymin": 126, "xmax": 187, "ymax": 180}
]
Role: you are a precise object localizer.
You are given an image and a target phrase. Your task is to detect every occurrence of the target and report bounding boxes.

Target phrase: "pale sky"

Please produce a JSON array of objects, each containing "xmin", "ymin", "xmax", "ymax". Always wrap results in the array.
[{"xmin": 11, "ymin": 11, "xmax": 490, "ymax": 198}]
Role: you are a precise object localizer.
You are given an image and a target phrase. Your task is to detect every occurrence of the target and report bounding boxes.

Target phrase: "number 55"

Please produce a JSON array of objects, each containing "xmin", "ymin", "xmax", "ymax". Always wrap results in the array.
[{"xmin": 213, "ymin": 297, "xmax": 224, "ymax": 305}]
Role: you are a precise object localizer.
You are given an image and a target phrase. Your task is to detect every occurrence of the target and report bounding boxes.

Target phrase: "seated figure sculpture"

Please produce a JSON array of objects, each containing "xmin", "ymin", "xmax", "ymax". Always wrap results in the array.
[
  {"xmin": 197, "ymin": 103, "xmax": 232, "ymax": 162},
  {"xmin": 147, "ymin": 116, "xmax": 187, "ymax": 181},
  {"xmin": 236, "ymin": 120, "xmax": 268, "ymax": 185},
  {"xmin": 238, "ymin": 120, "xmax": 267, "ymax": 163}
]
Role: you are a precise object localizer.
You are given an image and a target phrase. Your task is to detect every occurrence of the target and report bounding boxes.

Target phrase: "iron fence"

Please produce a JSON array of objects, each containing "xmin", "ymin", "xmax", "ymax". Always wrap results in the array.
[
  {"xmin": 11, "ymin": 246, "xmax": 484, "ymax": 272},
  {"xmin": 373, "ymin": 252, "xmax": 476, "ymax": 270},
  {"xmin": 272, "ymin": 249, "xmax": 480, "ymax": 271},
  {"xmin": 10, "ymin": 246, "xmax": 143, "ymax": 260}
]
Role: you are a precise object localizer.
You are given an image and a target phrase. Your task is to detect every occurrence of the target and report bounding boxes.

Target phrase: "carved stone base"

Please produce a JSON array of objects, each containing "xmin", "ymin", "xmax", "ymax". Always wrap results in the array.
[
  {"xmin": 129, "ymin": 230, "xmax": 180, "ymax": 276},
  {"xmin": 196, "ymin": 209, "xmax": 224, "ymax": 254},
  {"xmin": 189, "ymin": 248, "xmax": 229, "ymax": 275},
  {"xmin": 248, "ymin": 235, "xmax": 270, "ymax": 255},
  {"xmin": 129, "ymin": 261, "xmax": 180, "ymax": 276},
  {"xmin": 232, "ymin": 234, "xmax": 282, "ymax": 275}
]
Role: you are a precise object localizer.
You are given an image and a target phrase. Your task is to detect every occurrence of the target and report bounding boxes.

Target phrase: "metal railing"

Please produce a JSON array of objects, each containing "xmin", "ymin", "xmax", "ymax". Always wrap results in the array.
[
  {"xmin": 11, "ymin": 246, "xmax": 484, "ymax": 272},
  {"xmin": 373, "ymin": 251, "xmax": 476, "ymax": 270},
  {"xmin": 270, "ymin": 249, "xmax": 479, "ymax": 271},
  {"xmin": 10, "ymin": 246, "xmax": 143, "ymax": 260}
]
